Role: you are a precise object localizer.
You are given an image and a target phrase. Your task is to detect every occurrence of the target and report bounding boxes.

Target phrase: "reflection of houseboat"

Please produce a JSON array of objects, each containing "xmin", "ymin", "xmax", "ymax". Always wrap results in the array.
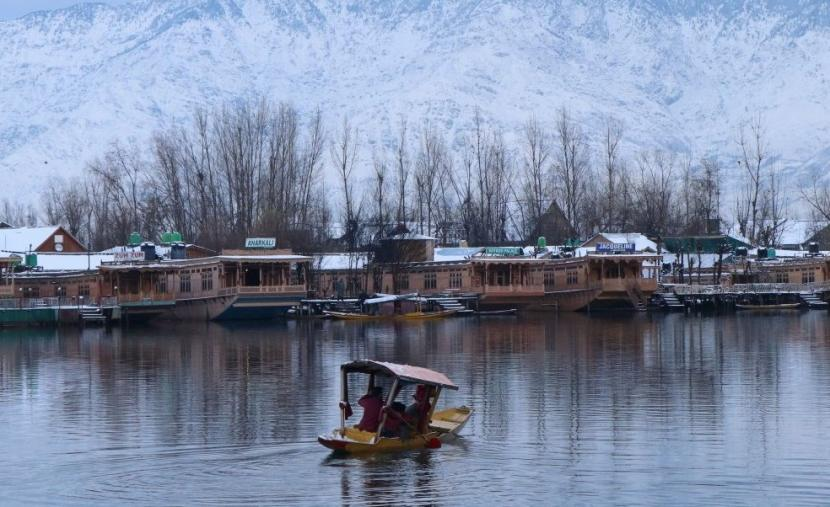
[{"xmin": 99, "ymin": 251, "xmax": 311, "ymax": 321}]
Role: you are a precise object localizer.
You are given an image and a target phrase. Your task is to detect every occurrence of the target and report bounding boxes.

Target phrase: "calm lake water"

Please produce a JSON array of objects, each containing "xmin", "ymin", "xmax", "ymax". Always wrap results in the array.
[{"xmin": 2, "ymin": 312, "xmax": 830, "ymax": 505}]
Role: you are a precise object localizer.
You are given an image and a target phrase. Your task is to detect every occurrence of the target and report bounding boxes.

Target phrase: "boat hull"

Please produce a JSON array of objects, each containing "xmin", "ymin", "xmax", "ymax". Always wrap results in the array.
[
  {"xmin": 323, "ymin": 309, "xmax": 458, "ymax": 321},
  {"xmin": 318, "ymin": 406, "xmax": 472, "ymax": 454},
  {"xmin": 735, "ymin": 303, "xmax": 801, "ymax": 310}
]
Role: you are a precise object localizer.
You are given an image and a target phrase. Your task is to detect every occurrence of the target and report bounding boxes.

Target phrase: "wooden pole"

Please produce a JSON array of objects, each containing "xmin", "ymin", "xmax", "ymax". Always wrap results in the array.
[{"xmin": 374, "ymin": 378, "xmax": 398, "ymax": 444}]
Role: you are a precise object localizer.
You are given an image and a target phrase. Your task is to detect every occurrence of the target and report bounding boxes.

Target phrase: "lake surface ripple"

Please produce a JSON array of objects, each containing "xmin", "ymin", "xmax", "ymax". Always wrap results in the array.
[{"xmin": 1, "ymin": 313, "xmax": 830, "ymax": 505}]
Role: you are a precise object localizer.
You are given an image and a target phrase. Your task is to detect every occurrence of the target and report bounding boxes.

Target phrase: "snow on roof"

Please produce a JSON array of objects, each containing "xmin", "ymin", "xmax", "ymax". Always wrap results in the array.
[
  {"xmin": 0, "ymin": 226, "xmax": 64, "ymax": 252},
  {"xmin": 777, "ymin": 220, "xmax": 818, "ymax": 246},
  {"xmin": 0, "ymin": 251, "xmax": 114, "ymax": 271},
  {"xmin": 217, "ymin": 255, "xmax": 311, "ymax": 262},
  {"xmin": 662, "ymin": 252, "xmax": 722, "ymax": 269},
  {"xmin": 433, "ymin": 247, "xmax": 484, "ymax": 262},
  {"xmin": 586, "ymin": 232, "xmax": 657, "ymax": 252},
  {"xmin": 314, "ymin": 253, "xmax": 368, "ymax": 270},
  {"xmin": 386, "ymin": 233, "xmax": 436, "ymax": 241}
]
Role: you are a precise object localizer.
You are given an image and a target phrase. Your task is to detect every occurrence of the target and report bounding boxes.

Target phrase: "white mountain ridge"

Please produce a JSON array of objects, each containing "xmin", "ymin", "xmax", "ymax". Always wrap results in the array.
[{"xmin": 1, "ymin": 0, "xmax": 829, "ymax": 206}]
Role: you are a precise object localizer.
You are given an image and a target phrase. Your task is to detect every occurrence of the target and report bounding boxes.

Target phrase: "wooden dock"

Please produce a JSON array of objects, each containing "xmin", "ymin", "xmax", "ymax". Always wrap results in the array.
[{"xmin": 668, "ymin": 283, "xmax": 830, "ymax": 312}]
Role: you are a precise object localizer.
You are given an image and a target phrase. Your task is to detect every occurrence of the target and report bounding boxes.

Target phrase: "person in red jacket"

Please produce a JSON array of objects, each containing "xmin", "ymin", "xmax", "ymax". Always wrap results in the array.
[{"xmin": 356, "ymin": 386, "xmax": 383, "ymax": 432}]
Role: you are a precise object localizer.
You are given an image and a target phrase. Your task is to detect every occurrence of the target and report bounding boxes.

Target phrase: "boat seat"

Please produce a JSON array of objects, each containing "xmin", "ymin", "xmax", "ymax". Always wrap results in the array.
[{"xmin": 429, "ymin": 420, "xmax": 456, "ymax": 432}]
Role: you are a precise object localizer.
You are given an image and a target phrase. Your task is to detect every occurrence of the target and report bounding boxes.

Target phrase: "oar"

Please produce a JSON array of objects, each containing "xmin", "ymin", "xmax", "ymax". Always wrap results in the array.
[{"xmin": 388, "ymin": 410, "xmax": 441, "ymax": 449}]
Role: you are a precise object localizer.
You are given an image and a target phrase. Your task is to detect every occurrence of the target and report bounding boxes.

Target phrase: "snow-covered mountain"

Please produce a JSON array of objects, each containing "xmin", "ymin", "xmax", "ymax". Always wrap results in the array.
[{"xmin": 2, "ymin": 0, "xmax": 830, "ymax": 203}]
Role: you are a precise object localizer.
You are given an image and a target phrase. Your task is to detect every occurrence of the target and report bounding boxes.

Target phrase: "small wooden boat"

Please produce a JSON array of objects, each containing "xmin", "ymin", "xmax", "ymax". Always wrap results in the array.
[
  {"xmin": 323, "ymin": 309, "xmax": 457, "ymax": 321},
  {"xmin": 396, "ymin": 309, "xmax": 458, "ymax": 320},
  {"xmin": 735, "ymin": 302, "xmax": 801, "ymax": 310},
  {"xmin": 322, "ymin": 310, "xmax": 386, "ymax": 321},
  {"xmin": 318, "ymin": 360, "xmax": 472, "ymax": 454}
]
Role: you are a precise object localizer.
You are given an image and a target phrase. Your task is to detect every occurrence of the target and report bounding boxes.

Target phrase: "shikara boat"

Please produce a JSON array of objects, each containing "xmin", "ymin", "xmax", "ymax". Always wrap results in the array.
[
  {"xmin": 735, "ymin": 302, "xmax": 801, "ymax": 310},
  {"xmin": 318, "ymin": 360, "xmax": 472, "ymax": 454}
]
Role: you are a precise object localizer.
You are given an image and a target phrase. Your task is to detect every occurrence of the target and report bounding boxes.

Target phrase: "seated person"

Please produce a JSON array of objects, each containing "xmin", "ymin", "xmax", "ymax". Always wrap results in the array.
[
  {"xmin": 402, "ymin": 384, "xmax": 433, "ymax": 437},
  {"xmin": 380, "ymin": 402, "xmax": 406, "ymax": 438},
  {"xmin": 356, "ymin": 386, "xmax": 383, "ymax": 432}
]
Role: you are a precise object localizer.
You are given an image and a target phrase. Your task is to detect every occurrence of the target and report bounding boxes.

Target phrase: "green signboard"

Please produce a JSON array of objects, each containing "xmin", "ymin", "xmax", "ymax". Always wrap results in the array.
[
  {"xmin": 245, "ymin": 237, "xmax": 276, "ymax": 249},
  {"xmin": 484, "ymin": 247, "xmax": 524, "ymax": 257}
]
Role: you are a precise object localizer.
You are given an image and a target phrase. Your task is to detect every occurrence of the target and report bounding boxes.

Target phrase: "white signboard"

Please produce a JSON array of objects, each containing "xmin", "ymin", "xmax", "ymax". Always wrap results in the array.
[
  {"xmin": 114, "ymin": 251, "xmax": 145, "ymax": 263},
  {"xmin": 245, "ymin": 237, "xmax": 276, "ymax": 249}
]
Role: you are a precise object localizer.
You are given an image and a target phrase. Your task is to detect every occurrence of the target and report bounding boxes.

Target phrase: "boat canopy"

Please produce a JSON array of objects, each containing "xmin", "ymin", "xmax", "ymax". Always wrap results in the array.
[{"xmin": 341, "ymin": 360, "xmax": 458, "ymax": 390}]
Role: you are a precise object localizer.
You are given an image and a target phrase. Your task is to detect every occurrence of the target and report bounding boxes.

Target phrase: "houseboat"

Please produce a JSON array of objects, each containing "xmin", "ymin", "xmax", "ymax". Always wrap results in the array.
[
  {"xmin": 99, "ymin": 249, "xmax": 311, "ymax": 321},
  {"xmin": 361, "ymin": 240, "xmax": 661, "ymax": 312}
]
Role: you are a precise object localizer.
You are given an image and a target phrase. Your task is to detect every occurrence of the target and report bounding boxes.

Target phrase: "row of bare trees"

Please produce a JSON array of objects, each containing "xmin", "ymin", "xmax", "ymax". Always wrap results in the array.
[
  {"xmin": 35, "ymin": 98, "xmax": 806, "ymax": 252},
  {"xmin": 43, "ymin": 99, "xmax": 330, "ymax": 251}
]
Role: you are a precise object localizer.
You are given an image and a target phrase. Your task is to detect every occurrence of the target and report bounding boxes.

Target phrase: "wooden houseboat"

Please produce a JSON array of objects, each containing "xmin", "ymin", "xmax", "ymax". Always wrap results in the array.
[
  {"xmin": 99, "ymin": 251, "xmax": 311, "ymax": 321},
  {"xmin": 368, "ymin": 250, "xmax": 660, "ymax": 312}
]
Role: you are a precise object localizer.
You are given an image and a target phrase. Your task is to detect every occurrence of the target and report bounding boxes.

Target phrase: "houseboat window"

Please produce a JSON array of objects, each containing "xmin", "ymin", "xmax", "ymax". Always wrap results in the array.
[
  {"xmin": 449, "ymin": 272, "xmax": 462, "ymax": 289},
  {"xmin": 180, "ymin": 273, "xmax": 192, "ymax": 293},
  {"xmin": 424, "ymin": 272, "xmax": 437, "ymax": 290},
  {"xmin": 201, "ymin": 273, "xmax": 213, "ymax": 291},
  {"xmin": 566, "ymin": 269, "xmax": 578, "ymax": 285},
  {"xmin": 155, "ymin": 276, "xmax": 167, "ymax": 294},
  {"xmin": 495, "ymin": 269, "xmax": 508, "ymax": 286},
  {"xmin": 395, "ymin": 273, "xmax": 409, "ymax": 290},
  {"xmin": 79, "ymin": 284, "xmax": 90, "ymax": 297},
  {"xmin": 803, "ymin": 270, "xmax": 816, "ymax": 283},
  {"xmin": 776, "ymin": 272, "xmax": 788, "ymax": 284},
  {"xmin": 544, "ymin": 271, "xmax": 555, "ymax": 291}
]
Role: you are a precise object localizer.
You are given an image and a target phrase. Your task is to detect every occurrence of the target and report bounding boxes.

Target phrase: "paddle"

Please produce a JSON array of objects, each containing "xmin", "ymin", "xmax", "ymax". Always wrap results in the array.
[{"xmin": 384, "ymin": 407, "xmax": 441, "ymax": 449}]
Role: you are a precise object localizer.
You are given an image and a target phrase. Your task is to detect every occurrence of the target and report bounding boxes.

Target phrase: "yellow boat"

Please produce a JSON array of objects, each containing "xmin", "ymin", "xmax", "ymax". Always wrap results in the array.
[
  {"xmin": 323, "ymin": 309, "xmax": 458, "ymax": 321},
  {"xmin": 317, "ymin": 360, "xmax": 472, "ymax": 454}
]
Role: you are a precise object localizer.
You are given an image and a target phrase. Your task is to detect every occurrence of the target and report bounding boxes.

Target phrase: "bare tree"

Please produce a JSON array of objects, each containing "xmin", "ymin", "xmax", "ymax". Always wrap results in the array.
[
  {"xmin": 801, "ymin": 177, "xmax": 830, "ymax": 224},
  {"xmin": 633, "ymin": 149, "xmax": 676, "ymax": 238},
  {"xmin": 519, "ymin": 116, "xmax": 550, "ymax": 240},
  {"xmin": 394, "ymin": 118, "xmax": 410, "ymax": 225},
  {"xmin": 600, "ymin": 117, "xmax": 624, "ymax": 231},
  {"xmin": 735, "ymin": 115, "xmax": 768, "ymax": 244},
  {"xmin": 371, "ymin": 153, "xmax": 389, "ymax": 239},
  {"xmin": 44, "ymin": 177, "xmax": 90, "ymax": 239},
  {"xmin": 553, "ymin": 108, "xmax": 589, "ymax": 235},
  {"xmin": 331, "ymin": 116, "xmax": 361, "ymax": 254}
]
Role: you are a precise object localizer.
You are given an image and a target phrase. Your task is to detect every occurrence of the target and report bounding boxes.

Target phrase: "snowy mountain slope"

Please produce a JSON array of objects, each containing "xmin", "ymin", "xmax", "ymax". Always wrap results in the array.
[{"xmin": 1, "ymin": 0, "xmax": 830, "ymax": 203}]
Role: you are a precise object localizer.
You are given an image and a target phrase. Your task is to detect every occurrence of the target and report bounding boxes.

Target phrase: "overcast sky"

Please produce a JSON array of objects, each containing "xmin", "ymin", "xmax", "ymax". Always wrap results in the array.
[{"xmin": 0, "ymin": 1, "xmax": 131, "ymax": 20}]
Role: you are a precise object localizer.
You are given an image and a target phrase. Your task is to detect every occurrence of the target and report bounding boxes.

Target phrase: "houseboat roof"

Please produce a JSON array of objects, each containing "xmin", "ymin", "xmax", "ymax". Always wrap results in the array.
[
  {"xmin": 341, "ymin": 360, "xmax": 458, "ymax": 390},
  {"xmin": 102, "ymin": 243, "xmax": 216, "ymax": 257},
  {"xmin": 218, "ymin": 254, "xmax": 311, "ymax": 262},
  {"xmin": 0, "ymin": 251, "xmax": 118, "ymax": 271},
  {"xmin": 313, "ymin": 253, "xmax": 369, "ymax": 270},
  {"xmin": 100, "ymin": 254, "xmax": 311, "ymax": 271},
  {"xmin": 433, "ymin": 247, "xmax": 485, "ymax": 262}
]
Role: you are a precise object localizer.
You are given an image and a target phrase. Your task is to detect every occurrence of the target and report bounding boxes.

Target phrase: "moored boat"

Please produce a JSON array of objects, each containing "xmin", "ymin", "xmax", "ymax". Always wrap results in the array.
[
  {"xmin": 323, "ymin": 309, "xmax": 458, "ymax": 321},
  {"xmin": 473, "ymin": 308, "xmax": 517, "ymax": 316},
  {"xmin": 317, "ymin": 360, "xmax": 472, "ymax": 454}
]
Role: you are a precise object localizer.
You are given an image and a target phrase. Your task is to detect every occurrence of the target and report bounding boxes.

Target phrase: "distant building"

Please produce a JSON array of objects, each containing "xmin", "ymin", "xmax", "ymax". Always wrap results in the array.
[
  {"xmin": 530, "ymin": 201, "xmax": 577, "ymax": 245},
  {"xmin": 0, "ymin": 226, "xmax": 86, "ymax": 253},
  {"xmin": 374, "ymin": 232, "xmax": 436, "ymax": 264},
  {"xmin": 803, "ymin": 223, "xmax": 830, "ymax": 251}
]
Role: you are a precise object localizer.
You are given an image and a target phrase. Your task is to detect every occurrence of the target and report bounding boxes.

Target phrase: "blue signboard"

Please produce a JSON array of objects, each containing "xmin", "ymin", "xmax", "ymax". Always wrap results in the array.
[{"xmin": 596, "ymin": 242, "xmax": 636, "ymax": 253}]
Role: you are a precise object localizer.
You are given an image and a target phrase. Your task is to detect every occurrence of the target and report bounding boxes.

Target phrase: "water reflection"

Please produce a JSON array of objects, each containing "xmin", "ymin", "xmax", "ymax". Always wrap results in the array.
[{"xmin": 1, "ymin": 313, "xmax": 830, "ymax": 504}]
